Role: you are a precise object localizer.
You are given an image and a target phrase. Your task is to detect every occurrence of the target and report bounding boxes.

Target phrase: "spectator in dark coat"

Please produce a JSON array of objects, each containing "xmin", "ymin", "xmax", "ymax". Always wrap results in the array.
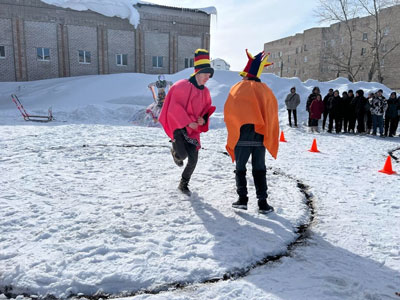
[
  {"xmin": 328, "ymin": 90, "xmax": 342, "ymax": 133},
  {"xmin": 347, "ymin": 90, "xmax": 357, "ymax": 133},
  {"xmin": 322, "ymin": 89, "xmax": 333, "ymax": 131},
  {"xmin": 354, "ymin": 90, "xmax": 368, "ymax": 133},
  {"xmin": 341, "ymin": 91, "xmax": 350, "ymax": 132},
  {"xmin": 384, "ymin": 92, "xmax": 399, "ymax": 137},
  {"xmin": 310, "ymin": 94, "xmax": 324, "ymax": 132},
  {"xmin": 285, "ymin": 86, "xmax": 301, "ymax": 127},
  {"xmin": 306, "ymin": 87, "xmax": 320, "ymax": 127},
  {"xmin": 365, "ymin": 92, "xmax": 374, "ymax": 134}
]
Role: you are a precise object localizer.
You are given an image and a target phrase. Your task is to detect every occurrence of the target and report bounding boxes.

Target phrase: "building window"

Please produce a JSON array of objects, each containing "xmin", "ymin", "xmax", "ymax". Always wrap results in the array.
[
  {"xmin": 304, "ymin": 56, "xmax": 308, "ymax": 63},
  {"xmin": 303, "ymin": 44, "xmax": 307, "ymax": 51},
  {"xmin": 185, "ymin": 58, "xmax": 194, "ymax": 68},
  {"xmin": 116, "ymin": 54, "xmax": 128, "ymax": 66},
  {"xmin": 382, "ymin": 43, "xmax": 387, "ymax": 52},
  {"xmin": 279, "ymin": 51, "xmax": 282, "ymax": 57},
  {"xmin": 79, "ymin": 50, "xmax": 91, "ymax": 64},
  {"xmin": 383, "ymin": 27, "xmax": 390, "ymax": 36},
  {"xmin": 381, "ymin": 59, "xmax": 384, "ymax": 67},
  {"xmin": 361, "ymin": 48, "xmax": 366, "ymax": 56},
  {"xmin": 294, "ymin": 69, "xmax": 297, "ymax": 76},
  {"xmin": 323, "ymin": 41, "xmax": 328, "ymax": 48},
  {"xmin": 362, "ymin": 33, "xmax": 368, "ymax": 41},
  {"xmin": 287, "ymin": 55, "xmax": 290, "ymax": 63},
  {"xmin": 152, "ymin": 56, "xmax": 163, "ymax": 68},
  {"xmin": 37, "ymin": 47, "xmax": 50, "ymax": 61},
  {"xmin": 0, "ymin": 45, "xmax": 5, "ymax": 58},
  {"xmin": 331, "ymin": 39, "xmax": 335, "ymax": 46}
]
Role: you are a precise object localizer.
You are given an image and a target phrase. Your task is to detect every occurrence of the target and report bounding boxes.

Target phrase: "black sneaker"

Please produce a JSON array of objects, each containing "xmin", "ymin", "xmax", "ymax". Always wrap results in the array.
[
  {"xmin": 258, "ymin": 199, "xmax": 274, "ymax": 214},
  {"xmin": 178, "ymin": 178, "xmax": 191, "ymax": 196},
  {"xmin": 170, "ymin": 148, "xmax": 183, "ymax": 167},
  {"xmin": 232, "ymin": 197, "xmax": 248, "ymax": 210}
]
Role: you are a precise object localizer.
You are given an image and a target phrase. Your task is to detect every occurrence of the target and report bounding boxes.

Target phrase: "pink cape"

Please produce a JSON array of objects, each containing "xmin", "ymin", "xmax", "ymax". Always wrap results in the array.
[{"xmin": 159, "ymin": 79, "xmax": 216, "ymax": 148}]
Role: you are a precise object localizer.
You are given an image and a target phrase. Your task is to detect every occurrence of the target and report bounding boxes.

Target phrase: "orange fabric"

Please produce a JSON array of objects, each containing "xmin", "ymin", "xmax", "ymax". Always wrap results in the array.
[{"xmin": 224, "ymin": 80, "xmax": 279, "ymax": 161}]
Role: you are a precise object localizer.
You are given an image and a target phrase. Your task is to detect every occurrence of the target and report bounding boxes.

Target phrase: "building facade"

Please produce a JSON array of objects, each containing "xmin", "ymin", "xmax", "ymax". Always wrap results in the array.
[
  {"xmin": 0, "ymin": 0, "xmax": 211, "ymax": 82},
  {"xmin": 263, "ymin": 5, "xmax": 400, "ymax": 89}
]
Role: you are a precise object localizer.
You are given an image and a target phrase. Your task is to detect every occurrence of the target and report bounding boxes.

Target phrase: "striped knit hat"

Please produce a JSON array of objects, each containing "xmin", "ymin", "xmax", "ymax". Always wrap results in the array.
[
  {"xmin": 191, "ymin": 48, "xmax": 214, "ymax": 78},
  {"xmin": 239, "ymin": 49, "xmax": 273, "ymax": 79}
]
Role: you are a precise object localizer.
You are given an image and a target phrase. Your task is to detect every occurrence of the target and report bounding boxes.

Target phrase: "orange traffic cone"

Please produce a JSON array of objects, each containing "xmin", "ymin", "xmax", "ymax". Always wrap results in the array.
[
  {"xmin": 379, "ymin": 156, "xmax": 397, "ymax": 175},
  {"xmin": 308, "ymin": 138, "xmax": 320, "ymax": 153},
  {"xmin": 280, "ymin": 131, "xmax": 287, "ymax": 142}
]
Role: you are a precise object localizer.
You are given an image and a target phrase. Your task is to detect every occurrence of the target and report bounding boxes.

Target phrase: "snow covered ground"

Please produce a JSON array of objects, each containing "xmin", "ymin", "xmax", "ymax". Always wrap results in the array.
[{"xmin": 1, "ymin": 70, "xmax": 399, "ymax": 299}]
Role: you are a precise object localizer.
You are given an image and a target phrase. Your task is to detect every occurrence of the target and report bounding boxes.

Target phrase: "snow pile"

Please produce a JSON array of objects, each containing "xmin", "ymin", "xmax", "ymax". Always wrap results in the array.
[
  {"xmin": 40, "ymin": 0, "xmax": 141, "ymax": 28},
  {"xmin": 0, "ymin": 69, "xmax": 392, "ymax": 126}
]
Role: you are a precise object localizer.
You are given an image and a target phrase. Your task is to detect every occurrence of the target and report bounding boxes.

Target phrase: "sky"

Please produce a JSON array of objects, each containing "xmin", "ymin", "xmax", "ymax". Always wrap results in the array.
[{"xmin": 147, "ymin": 0, "xmax": 322, "ymax": 71}]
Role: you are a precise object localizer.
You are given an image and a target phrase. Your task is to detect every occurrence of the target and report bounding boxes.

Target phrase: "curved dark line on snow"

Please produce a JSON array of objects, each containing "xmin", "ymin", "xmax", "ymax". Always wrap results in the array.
[
  {"xmin": 0, "ymin": 149, "xmax": 315, "ymax": 300},
  {"xmin": 388, "ymin": 146, "xmax": 400, "ymax": 162}
]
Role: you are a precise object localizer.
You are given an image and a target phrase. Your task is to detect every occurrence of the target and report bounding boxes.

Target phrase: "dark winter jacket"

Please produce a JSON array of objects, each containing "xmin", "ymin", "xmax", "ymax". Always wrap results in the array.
[
  {"xmin": 341, "ymin": 94, "xmax": 352, "ymax": 118},
  {"xmin": 329, "ymin": 95, "xmax": 342, "ymax": 117},
  {"xmin": 385, "ymin": 96, "xmax": 399, "ymax": 119},
  {"xmin": 371, "ymin": 96, "xmax": 388, "ymax": 116},
  {"xmin": 323, "ymin": 93, "xmax": 333, "ymax": 112},
  {"xmin": 348, "ymin": 95, "xmax": 357, "ymax": 118},
  {"xmin": 354, "ymin": 90, "xmax": 368, "ymax": 115},
  {"xmin": 310, "ymin": 99, "xmax": 324, "ymax": 120},
  {"xmin": 285, "ymin": 92, "xmax": 301, "ymax": 110},
  {"xmin": 306, "ymin": 93, "xmax": 319, "ymax": 112}
]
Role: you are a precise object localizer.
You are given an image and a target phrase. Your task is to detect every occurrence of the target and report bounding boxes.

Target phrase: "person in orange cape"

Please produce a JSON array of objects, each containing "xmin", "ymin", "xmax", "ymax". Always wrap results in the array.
[
  {"xmin": 159, "ymin": 49, "xmax": 216, "ymax": 195},
  {"xmin": 224, "ymin": 49, "xmax": 279, "ymax": 214}
]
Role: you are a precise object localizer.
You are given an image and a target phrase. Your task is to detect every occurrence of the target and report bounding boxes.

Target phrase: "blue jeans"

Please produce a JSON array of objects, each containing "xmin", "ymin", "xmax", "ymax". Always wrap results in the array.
[{"xmin": 372, "ymin": 115, "xmax": 384, "ymax": 135}]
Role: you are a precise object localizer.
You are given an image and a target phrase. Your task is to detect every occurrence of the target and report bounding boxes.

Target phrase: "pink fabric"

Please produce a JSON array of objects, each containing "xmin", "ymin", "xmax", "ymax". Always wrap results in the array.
[
  {"xmin": 310, "ymin": 99, "xmax": 324, "ymax": 119},
  {"xmin": 159, "ymin": 79, "xmax": 216, "ymax": 148}
]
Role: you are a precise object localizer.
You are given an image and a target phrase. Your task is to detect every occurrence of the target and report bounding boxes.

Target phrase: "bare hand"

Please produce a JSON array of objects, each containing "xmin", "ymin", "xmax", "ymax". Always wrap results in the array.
[
  {"xmin": 197, "ymin": 117, "xmax": 205, "ymax": 126},
  {"xmin": 188, "ymin": 122, "xmax": 198, "ymax": 130}
]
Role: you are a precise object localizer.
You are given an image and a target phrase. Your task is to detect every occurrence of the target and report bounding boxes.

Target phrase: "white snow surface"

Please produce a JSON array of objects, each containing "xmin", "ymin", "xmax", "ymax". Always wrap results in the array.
[
  {"xmin": 40, "ymin": 0, "xmax": 141, "ymax": 28},
  {"xmin": 1, "ymin": 70, "xmax": 399, "ymax": 299}
]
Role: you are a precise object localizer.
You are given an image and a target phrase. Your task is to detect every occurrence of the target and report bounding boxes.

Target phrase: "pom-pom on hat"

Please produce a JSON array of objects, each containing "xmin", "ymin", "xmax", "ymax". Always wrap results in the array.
[
  {"xmin": 191, "ymin": 48, "xmax": 214, "ymax": 78},
  {"xmin": 239, "ymin": 49, "xmax": 273, "ymax": 79}
]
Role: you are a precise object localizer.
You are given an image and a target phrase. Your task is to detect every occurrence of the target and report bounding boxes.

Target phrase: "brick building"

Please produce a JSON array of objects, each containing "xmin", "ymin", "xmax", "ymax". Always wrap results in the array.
[
  {"xmin": 0, "ymin": 0, "xmax": 212, "ymax": 82},
  {"xmin": 263, "ymin": 5, "xmax": 400, "ymax": 89}
]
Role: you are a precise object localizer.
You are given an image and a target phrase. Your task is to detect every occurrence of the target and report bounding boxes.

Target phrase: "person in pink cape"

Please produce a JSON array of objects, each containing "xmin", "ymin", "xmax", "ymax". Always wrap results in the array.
[{"xmin": 159, "ymin": 49, "xmax": 216, "ymax": 195}]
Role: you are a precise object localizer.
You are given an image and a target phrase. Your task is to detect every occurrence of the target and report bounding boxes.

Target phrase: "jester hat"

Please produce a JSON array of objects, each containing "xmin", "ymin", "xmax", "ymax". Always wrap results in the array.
[{"xmin": 239, "ymin": 49, "xmax": 273, "ymax": 79}]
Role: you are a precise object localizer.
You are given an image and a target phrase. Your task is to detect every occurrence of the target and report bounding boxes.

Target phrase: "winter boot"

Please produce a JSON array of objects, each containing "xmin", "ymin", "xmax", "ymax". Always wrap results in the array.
[
  {"xmin": 232, "ymin": 196, "xmax": 248, "ymax": 210},
  {"xmin": 258, "ymin": 199, "xmax": 274, "ymax": 214},
  {"xmin": 170, "ymin": 148, "xmax": 183, "ymax": 167},
  {"xmin": 178, "ymin": 177, "xmax": 191, "ymax": 196}
]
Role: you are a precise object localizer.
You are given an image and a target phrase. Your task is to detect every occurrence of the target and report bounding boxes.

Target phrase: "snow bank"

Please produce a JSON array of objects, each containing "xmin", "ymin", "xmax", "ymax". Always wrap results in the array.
[
  {"xmin": 40, "ymin": 0, "xmax": 141, "ymax": 28},
  {"xmin": 0, "ymin": 69, "xmax": 392, "ymax": 126}
]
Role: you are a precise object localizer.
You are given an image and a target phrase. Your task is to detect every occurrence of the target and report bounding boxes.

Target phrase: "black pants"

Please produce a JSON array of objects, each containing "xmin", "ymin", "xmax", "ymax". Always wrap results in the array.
[
  {"xmin": 173, "ymin": 129, "xmax": 199, "ymax": 181},
  {"xmin": 234, "ymin": 146, "xmax": 267, "ymax": 200},
  {"xmin": 322, "ymin": 111, "xmax": 329, "ymax": 130},
  {"xmin": 356, "ymin": 112, "xmax": 365, "ymax": 133},
  {"xmin": 348, "ymin": 116, "xmax": 356, "ymax": 133},
  {"xmin": 384, "ymin": 116, "xmax": 399, "ymax": 136},
  {"xmin": 287, "ymin": 109, "xmax": 297, "ymax": 126}
]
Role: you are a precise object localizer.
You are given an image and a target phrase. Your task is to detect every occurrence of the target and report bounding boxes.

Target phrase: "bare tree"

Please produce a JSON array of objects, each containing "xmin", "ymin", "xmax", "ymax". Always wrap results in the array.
[
  {"xmin": 316, "ymin": 0, "xmax": 362, "ymax": 81},
  {"xmin": 357, "ymin": 0, "xmax": 400, "ymax": 83}
]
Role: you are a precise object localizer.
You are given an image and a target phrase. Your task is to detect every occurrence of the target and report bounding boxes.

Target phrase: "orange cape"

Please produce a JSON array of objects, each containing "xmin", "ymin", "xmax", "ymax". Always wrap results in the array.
[{"xmin": 224, "ymin": 80, "xmax": 279, "ymax": 161}]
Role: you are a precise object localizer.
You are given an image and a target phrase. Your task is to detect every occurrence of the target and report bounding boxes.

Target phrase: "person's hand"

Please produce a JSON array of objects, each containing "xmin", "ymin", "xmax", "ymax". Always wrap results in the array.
[
  {"xmin": 188, "ymin": 122, "xmax": 198, "ymax": 130},
  {"xmin": 197, "ymin": 117, "xmax": 205, "ymax": 126}
]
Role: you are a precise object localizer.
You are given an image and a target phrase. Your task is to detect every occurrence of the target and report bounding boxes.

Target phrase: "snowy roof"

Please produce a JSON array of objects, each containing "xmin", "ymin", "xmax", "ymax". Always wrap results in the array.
[
  {"xmin": 40, "ymin": 0, "xmax": 141, "ymax": 27},
  {"xmin": 138, "ymin": 1, "xmax": 217, "ymax": 16},
  {"xmin": 39, "ymin": 1, "xmax": 216, "ymax": 29}
]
